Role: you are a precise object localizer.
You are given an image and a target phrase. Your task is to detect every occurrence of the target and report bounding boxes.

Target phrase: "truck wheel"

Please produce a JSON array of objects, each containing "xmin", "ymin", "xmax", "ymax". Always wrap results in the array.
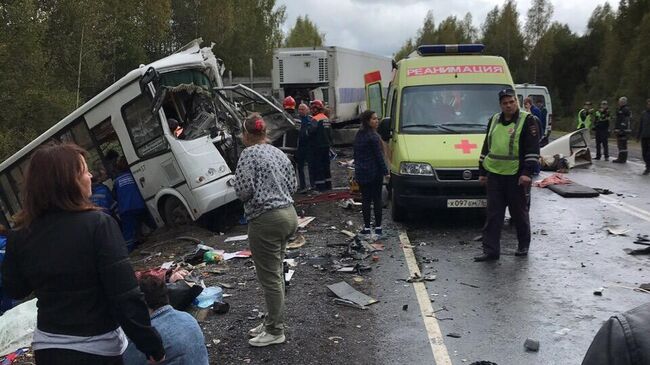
[
  {"xmin": 163, "ymin": 197, "xmax": 192, "ymax": 227},
  {"xmin": 391, "ymin": 190, "xmax": 406, "ymax": 222}
]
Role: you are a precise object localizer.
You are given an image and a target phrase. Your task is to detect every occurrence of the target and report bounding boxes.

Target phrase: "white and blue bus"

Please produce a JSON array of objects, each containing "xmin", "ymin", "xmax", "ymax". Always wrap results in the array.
[{"xmin": 0, "ymin": 39, "xmax": 294, "ymax": 228}]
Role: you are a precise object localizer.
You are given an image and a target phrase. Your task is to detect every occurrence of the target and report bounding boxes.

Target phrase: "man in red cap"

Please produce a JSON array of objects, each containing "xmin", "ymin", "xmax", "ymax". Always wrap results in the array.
[{"xmin": 308, "ymin": 100, "xmax": 332, "ymax": 191}]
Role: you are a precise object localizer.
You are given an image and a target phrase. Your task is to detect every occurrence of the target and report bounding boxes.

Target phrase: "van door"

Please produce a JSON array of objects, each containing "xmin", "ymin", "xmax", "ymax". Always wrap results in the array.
[{"xmin": 364, "ymin": 70, "xmax": 384, "ymax": 118}]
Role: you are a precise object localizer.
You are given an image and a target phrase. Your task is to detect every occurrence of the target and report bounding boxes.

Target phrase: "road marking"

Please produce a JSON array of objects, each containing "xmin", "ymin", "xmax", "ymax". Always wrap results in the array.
[
  {"xmin": 598, "ymin": 195, "xmax": 650, "ymax": 223},
  {"xmin": 399, "ymin": 230, "xmax": 452, "ymax": 365}
]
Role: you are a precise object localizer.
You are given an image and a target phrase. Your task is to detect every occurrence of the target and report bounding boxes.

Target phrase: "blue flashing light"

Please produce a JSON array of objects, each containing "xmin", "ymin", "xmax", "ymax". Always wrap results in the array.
[{"xmin": 417, "ymin": 44, "xmax": 485, "ymax": 56}]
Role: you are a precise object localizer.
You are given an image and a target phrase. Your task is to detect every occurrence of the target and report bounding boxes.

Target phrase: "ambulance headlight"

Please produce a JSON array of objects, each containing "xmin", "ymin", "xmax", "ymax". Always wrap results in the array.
[{"xmin": 400, "ymin": 162, "xmax": 434, "ymax": 176}]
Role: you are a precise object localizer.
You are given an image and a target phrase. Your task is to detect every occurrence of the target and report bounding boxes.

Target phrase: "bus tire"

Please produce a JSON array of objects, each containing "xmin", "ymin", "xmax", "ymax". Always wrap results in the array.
[
  {"xmin": 162, "ymin": 197, "xmax": 192, "ymax": 227},
  {"xmin": 391, "ymin": 190, "xmax": 406, "ymax": 222}
]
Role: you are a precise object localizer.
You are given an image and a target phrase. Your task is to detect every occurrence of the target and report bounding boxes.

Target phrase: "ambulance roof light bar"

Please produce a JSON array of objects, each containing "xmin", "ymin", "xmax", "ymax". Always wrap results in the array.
[{"xmin": 417, "ymin": 44, "xmax": 485, "ymax": 56}]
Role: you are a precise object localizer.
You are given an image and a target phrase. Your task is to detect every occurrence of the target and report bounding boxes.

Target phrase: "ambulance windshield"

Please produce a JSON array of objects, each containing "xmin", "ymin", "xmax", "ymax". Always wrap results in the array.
[{"xmin": 400, "ymin": 84, "xmax": 508, "ymax": 134}]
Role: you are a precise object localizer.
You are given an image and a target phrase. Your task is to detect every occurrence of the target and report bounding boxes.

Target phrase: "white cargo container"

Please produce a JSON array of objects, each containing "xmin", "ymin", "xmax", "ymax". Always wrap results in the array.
[{"xmin": 272, "ymin": 46, "xmax": 393, "ymax": 144}]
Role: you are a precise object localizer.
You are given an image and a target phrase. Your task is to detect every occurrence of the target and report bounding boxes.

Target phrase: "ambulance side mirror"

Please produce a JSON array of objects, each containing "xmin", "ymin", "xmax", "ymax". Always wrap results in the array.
[{"xmin": 378, "ymin": 117, "xmax": 392, "ymax": 141}]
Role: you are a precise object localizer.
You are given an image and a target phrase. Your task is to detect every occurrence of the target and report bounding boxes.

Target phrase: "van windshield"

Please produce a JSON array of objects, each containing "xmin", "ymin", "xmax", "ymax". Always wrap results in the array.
[{"xmin": 400, "ymin": 84, "xmax": 509, "ymax": 134}]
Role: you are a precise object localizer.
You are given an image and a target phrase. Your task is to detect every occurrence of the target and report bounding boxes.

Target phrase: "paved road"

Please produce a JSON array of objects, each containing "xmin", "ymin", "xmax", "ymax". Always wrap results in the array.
[{"xmin": 381, "ymin": 158, "xmax": 650, "ymax": 364}]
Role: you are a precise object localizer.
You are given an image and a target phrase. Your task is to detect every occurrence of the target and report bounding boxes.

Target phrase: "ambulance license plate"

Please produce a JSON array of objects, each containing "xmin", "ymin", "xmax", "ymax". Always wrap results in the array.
[{"xmin": 447, "ymin": 199, "xmax": 487, "ymax": 208}]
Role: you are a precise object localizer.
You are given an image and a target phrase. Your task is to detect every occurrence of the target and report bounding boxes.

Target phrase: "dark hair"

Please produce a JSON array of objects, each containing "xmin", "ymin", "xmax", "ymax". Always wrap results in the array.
[
  {"xmin": 523, "ymin": 97, "xmax": 533, "ymax": 106},
  {"xmin": 139, "ymin": 274, "xmax": 169, "ymax": 310},
  {"xmin": 15, "ymin": 142, "xmax": 95, "ymax": 228},
  {"xmin": 0, "ymin": 224, "xmax": 7, "ymax": 235},
  {"xmin": 116, "ymin": 156, "xmax": 129, "ymax": 172},
  {"xmin": 359, "ymin": 110, "xmax": 376, "ymax": 131}
]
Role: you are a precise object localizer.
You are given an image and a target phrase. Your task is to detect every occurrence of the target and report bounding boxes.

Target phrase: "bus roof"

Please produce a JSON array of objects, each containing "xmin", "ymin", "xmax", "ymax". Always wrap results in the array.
[{"xmin": 0, "ymin": 40, "xmax": 216, "ymax": 171}]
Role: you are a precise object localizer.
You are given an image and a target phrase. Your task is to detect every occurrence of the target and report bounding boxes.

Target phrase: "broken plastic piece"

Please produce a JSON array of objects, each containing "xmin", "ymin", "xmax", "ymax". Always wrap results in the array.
[
  {"xmin": 327, "ymin": 281, "xmax": 378, "ymax": 308},
  {"xmin": 593, "ymin": 288, "xmax": 605, "ymax": 296}
]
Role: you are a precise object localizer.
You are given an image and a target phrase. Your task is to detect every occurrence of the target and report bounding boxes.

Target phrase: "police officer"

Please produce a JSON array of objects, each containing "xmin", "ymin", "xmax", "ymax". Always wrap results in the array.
[
  {"xmin": 593, "ymin": 100, "xmax": 610, "ymax": 161},
  {"xmin": 613, "ymin": 96, "xmax": 632, "ymax": 163},
  {"xmin": 475, "ymin": 88, "xmax": 540, "ymax": 262},
  {"xmin": 577, "ymin": 101, "xmax": 593, "ymax": 130},
  {"xmin": 639, "ymin": 98, "xmax": 650, "ymax": 175},
  {"xmin": 308, "ymin": 100, "xmax": 332, "ymax": 191}
]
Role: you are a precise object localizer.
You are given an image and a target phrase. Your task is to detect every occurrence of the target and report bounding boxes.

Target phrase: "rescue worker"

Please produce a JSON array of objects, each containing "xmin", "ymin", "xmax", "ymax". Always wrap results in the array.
[
  {"xmin": 593, "ymin": 100, "xmax": 610, "ymax": 161},
  {"xmin": 296, "ymin": 103, "xmax": 315, "ymax": 192},
  {"xmin": 282, "ymin": 96, "xmax": 297, "ymax": 118},
  {"xmin": 613, "ymin": 96, "xmax": 632, "ymax": 163},
  {"xmin": 638, "ymin": 98, "xmax": 650, "ymax": 175},
  {"xmin": 476, "ymin": 88, "xmax": 540, "ymax": 262},
  {"xmin": 308, "ymin": 100, "xmax": 332, "ymax": 191},
  {"xmin": 577, "ymin": 101, "xmax": 593, "ymax": 130}
]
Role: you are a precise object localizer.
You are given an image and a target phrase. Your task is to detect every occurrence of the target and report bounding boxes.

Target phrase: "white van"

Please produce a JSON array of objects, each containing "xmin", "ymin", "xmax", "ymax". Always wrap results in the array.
[{"xmin": 515, "ymin": 84, "xmax": 553, "ymax": 142}]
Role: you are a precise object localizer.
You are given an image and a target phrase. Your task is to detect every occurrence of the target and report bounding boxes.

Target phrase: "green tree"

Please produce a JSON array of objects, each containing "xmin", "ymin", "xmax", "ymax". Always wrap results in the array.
[
  {"xmin": 525, "ymin": 0, "xmax": 554, "ymax": 82},
  {"xmin": 481, "ymin": 0, "xmax": 526, "ymax": 81},
  {"xmin": 284, "ymin": 15, "xmax": 325, "ymax": 47}
]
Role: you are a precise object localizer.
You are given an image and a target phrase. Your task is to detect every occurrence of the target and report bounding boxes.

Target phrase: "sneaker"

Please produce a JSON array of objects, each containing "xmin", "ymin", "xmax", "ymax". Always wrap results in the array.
[
  {"xmin": 374, "ymin": 227, "xmax": 383, "ymax": 237},
  {"xmin": 249, "ymin": 331, "xmax": 286, "ymax": 347},
  {"xmin": 594, "ymin": 156, "xmax": 601, "ymax": 160},
  {"xmin": 248, "ymin": 323, "xmax": 264, "ymax": 338}
]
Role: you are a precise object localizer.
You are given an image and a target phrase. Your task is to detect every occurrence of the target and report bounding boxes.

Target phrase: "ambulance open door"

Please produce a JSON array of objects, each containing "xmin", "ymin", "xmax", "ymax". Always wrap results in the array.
[{"xmin": 364, "ymin": 70, "xmax": 384, "ymax": 118}]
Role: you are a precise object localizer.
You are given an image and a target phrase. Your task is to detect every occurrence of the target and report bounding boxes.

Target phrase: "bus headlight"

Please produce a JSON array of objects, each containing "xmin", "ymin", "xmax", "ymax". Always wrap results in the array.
[{"xmin": 400, "ymin": 162, "xmax": 434, "ymax": 176}]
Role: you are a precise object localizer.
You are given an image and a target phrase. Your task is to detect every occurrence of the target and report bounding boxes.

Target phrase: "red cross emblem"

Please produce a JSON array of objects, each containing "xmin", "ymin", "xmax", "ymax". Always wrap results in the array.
[{"xmin": 454, "ymin": 139, "xmax": 478, "ymax": 154}]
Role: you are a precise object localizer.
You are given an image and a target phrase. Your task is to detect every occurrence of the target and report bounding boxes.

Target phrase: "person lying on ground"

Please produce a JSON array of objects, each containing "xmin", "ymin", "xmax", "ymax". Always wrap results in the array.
[{"xmin": 123, "ymin": 274, "xmax": 209, "ymax": 365}]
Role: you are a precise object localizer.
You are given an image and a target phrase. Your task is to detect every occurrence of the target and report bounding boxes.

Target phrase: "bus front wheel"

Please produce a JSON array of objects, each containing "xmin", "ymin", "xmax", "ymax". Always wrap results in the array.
[{"xmin": 163, "ymin": 197, "xmax": 193, "ymax": 227}]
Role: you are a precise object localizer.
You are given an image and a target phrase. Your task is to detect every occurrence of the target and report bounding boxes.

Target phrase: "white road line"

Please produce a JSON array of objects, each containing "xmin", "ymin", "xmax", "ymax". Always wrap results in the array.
[
  {"xmin": 399, "ymin": 230, "xmax": 452, "ymax": 365},
  {"xmin": 598, "ymin": 195, "xmax": 650, "ymax": 223}
]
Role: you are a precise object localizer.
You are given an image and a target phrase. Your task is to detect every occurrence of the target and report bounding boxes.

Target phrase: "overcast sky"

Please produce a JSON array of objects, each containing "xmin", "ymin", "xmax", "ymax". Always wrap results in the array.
[{"xmin": 277, "ymin": 0, "xmax": 611, "ymax": 57}]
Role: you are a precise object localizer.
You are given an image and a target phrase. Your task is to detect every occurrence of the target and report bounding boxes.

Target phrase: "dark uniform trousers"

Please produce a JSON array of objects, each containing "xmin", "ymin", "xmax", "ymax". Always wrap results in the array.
[
  {"xmin": 313, "ymin": 147, "xmax": 332, "ymax": 191},
  {"xmin": 483, "ymin": 172, "xmax": 531, "ymax": 257},
  {"xmin": 616, "ymin": 134, "xmax": 628, "ymax": 162},
  {"xmin": 595, "ymin": 130, "xmax": 609, "ymax": 159},
  {"xmin": 641, "ymin": 138, "xmax": 650, "ymax": 170}
]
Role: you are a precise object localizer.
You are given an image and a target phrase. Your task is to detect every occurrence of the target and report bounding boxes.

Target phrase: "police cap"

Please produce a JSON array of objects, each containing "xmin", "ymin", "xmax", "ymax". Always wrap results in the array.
[{"xmin": 498, "ymin": 88, "xmax": 516, "ymax": 101}]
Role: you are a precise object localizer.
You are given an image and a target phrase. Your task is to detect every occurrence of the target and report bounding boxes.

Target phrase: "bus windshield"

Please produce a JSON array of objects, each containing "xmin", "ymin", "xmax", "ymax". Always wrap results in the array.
[{"xmin": 400, "ymin": 84, "xmax": 509, "ymax": 134}]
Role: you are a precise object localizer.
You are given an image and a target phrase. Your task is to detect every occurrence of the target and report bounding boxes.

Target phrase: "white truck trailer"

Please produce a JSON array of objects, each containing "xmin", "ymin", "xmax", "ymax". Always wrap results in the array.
[{"xmin": 271, "ymin": 46, "xmax": 393, "ymax": 144}]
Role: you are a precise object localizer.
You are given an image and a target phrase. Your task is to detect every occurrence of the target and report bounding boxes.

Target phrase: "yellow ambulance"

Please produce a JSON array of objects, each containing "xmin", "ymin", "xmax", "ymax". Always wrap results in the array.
[{"xmin": 365, "ymin": 44, "xmax": 515, "ymax": 221}]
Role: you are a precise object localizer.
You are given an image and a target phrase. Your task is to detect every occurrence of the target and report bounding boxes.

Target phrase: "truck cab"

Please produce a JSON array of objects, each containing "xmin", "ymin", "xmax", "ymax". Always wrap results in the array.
[{"xmin": 370, "ymin": 44, "xmax": 515, "ymax": 221}]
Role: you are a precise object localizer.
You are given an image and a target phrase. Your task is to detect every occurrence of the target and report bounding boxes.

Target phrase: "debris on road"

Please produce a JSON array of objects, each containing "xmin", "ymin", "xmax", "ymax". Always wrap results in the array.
[
  {"xmin": 593, "ymin": 287, "xmax": 605, "ymax": 296},
  {"xmin": 402, "ymin": 304, "xmax": 408, "ymax": 311},
  {"xmin": 224, "ymin": 234, "xmax": 248, "ymax": 243},
  {"xmin": 533, "ymin": 173, "xmax": 572, "ymax": 188},
  {"xmin": 0, "ymin": 299, "xmax": 37, "ymax": 357},
  {"xmin": 554, "ymin": 328, "xmax": 571, "ymax": 336},
  {"xmin": 297, "ymin": 216, "xmax": 316, "ymax": 229},
  {"xmin": 327, "ymin": 281, "xmax": 378, "ymax": 309},
  {"xmin": 460, "ymin": 282, "xmax": 480, "ymax": 289},
  {"xmin": 333, "ymin": 298, "xmax": 368, "ymax": 310},
  {"xmin": 524, "ymin": 338, "xmax": 540, "ymax": 352},
  {"xmin": 634, "ymin": 234, "xmax": 650, "ymax": 245},
  {"xmin": 287, "ymin": 235, "xmax": 306, "ymax": 249},
  {"xmin": 212, "ymin": 301, "xmax": 230, "ymax": 315},
  {"xmin": 540, "ymin": 128, "xmax": 592, "ymax": 169},
  {"xmin": 447, "ymin": 332, "xmax": 462, "ymax": 338},
  {"xmin": 607, "ymin": 226, "xmax": 630, "ymax": 236},
  {"xmin": 328, "ymin": 336, "xmax": 344, "ymax": 344},
  {"xmin": 624, "ymin": 247, "xmax": 650, "ymax": 255},
  {"xmin": 405, "ymin": 273, "xmax": 436, "ymax": 283}
]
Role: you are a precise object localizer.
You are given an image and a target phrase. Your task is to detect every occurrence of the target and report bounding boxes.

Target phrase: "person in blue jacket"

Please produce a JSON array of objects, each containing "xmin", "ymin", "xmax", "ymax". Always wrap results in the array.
[
  {"xmin": 90, "ymin": 166, "xmax": 117, "ymax": 217},
  {"xmin": 113, "ymin": 157, "xmax": 153, "ymax": 252}
]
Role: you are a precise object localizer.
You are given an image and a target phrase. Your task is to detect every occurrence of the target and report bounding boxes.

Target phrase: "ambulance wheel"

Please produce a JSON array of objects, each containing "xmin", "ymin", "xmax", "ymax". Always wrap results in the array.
[
  {"xmin": 391, "ymin": 192, "xmax": 406, "ymax": 222},
  {"xmin": 163, "ymin": 197, "xmax": 192, "ymax": 227}
]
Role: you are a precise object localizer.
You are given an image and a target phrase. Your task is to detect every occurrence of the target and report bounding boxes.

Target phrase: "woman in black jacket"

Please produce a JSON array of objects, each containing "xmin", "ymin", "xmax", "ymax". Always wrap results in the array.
[
  {"xmin": 353, "ymin": 110, "xmax": 388, "ymax": 238},
  {"xmin": 2, "ymin": 143, "xmax": 165, "ymax": 365}
]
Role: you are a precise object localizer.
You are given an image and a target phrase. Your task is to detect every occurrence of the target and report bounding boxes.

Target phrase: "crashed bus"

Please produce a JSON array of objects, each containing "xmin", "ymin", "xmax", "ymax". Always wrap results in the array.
[{"xmin": 0, "ymin": 39, "xmax": 294, "ymax": 228}]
